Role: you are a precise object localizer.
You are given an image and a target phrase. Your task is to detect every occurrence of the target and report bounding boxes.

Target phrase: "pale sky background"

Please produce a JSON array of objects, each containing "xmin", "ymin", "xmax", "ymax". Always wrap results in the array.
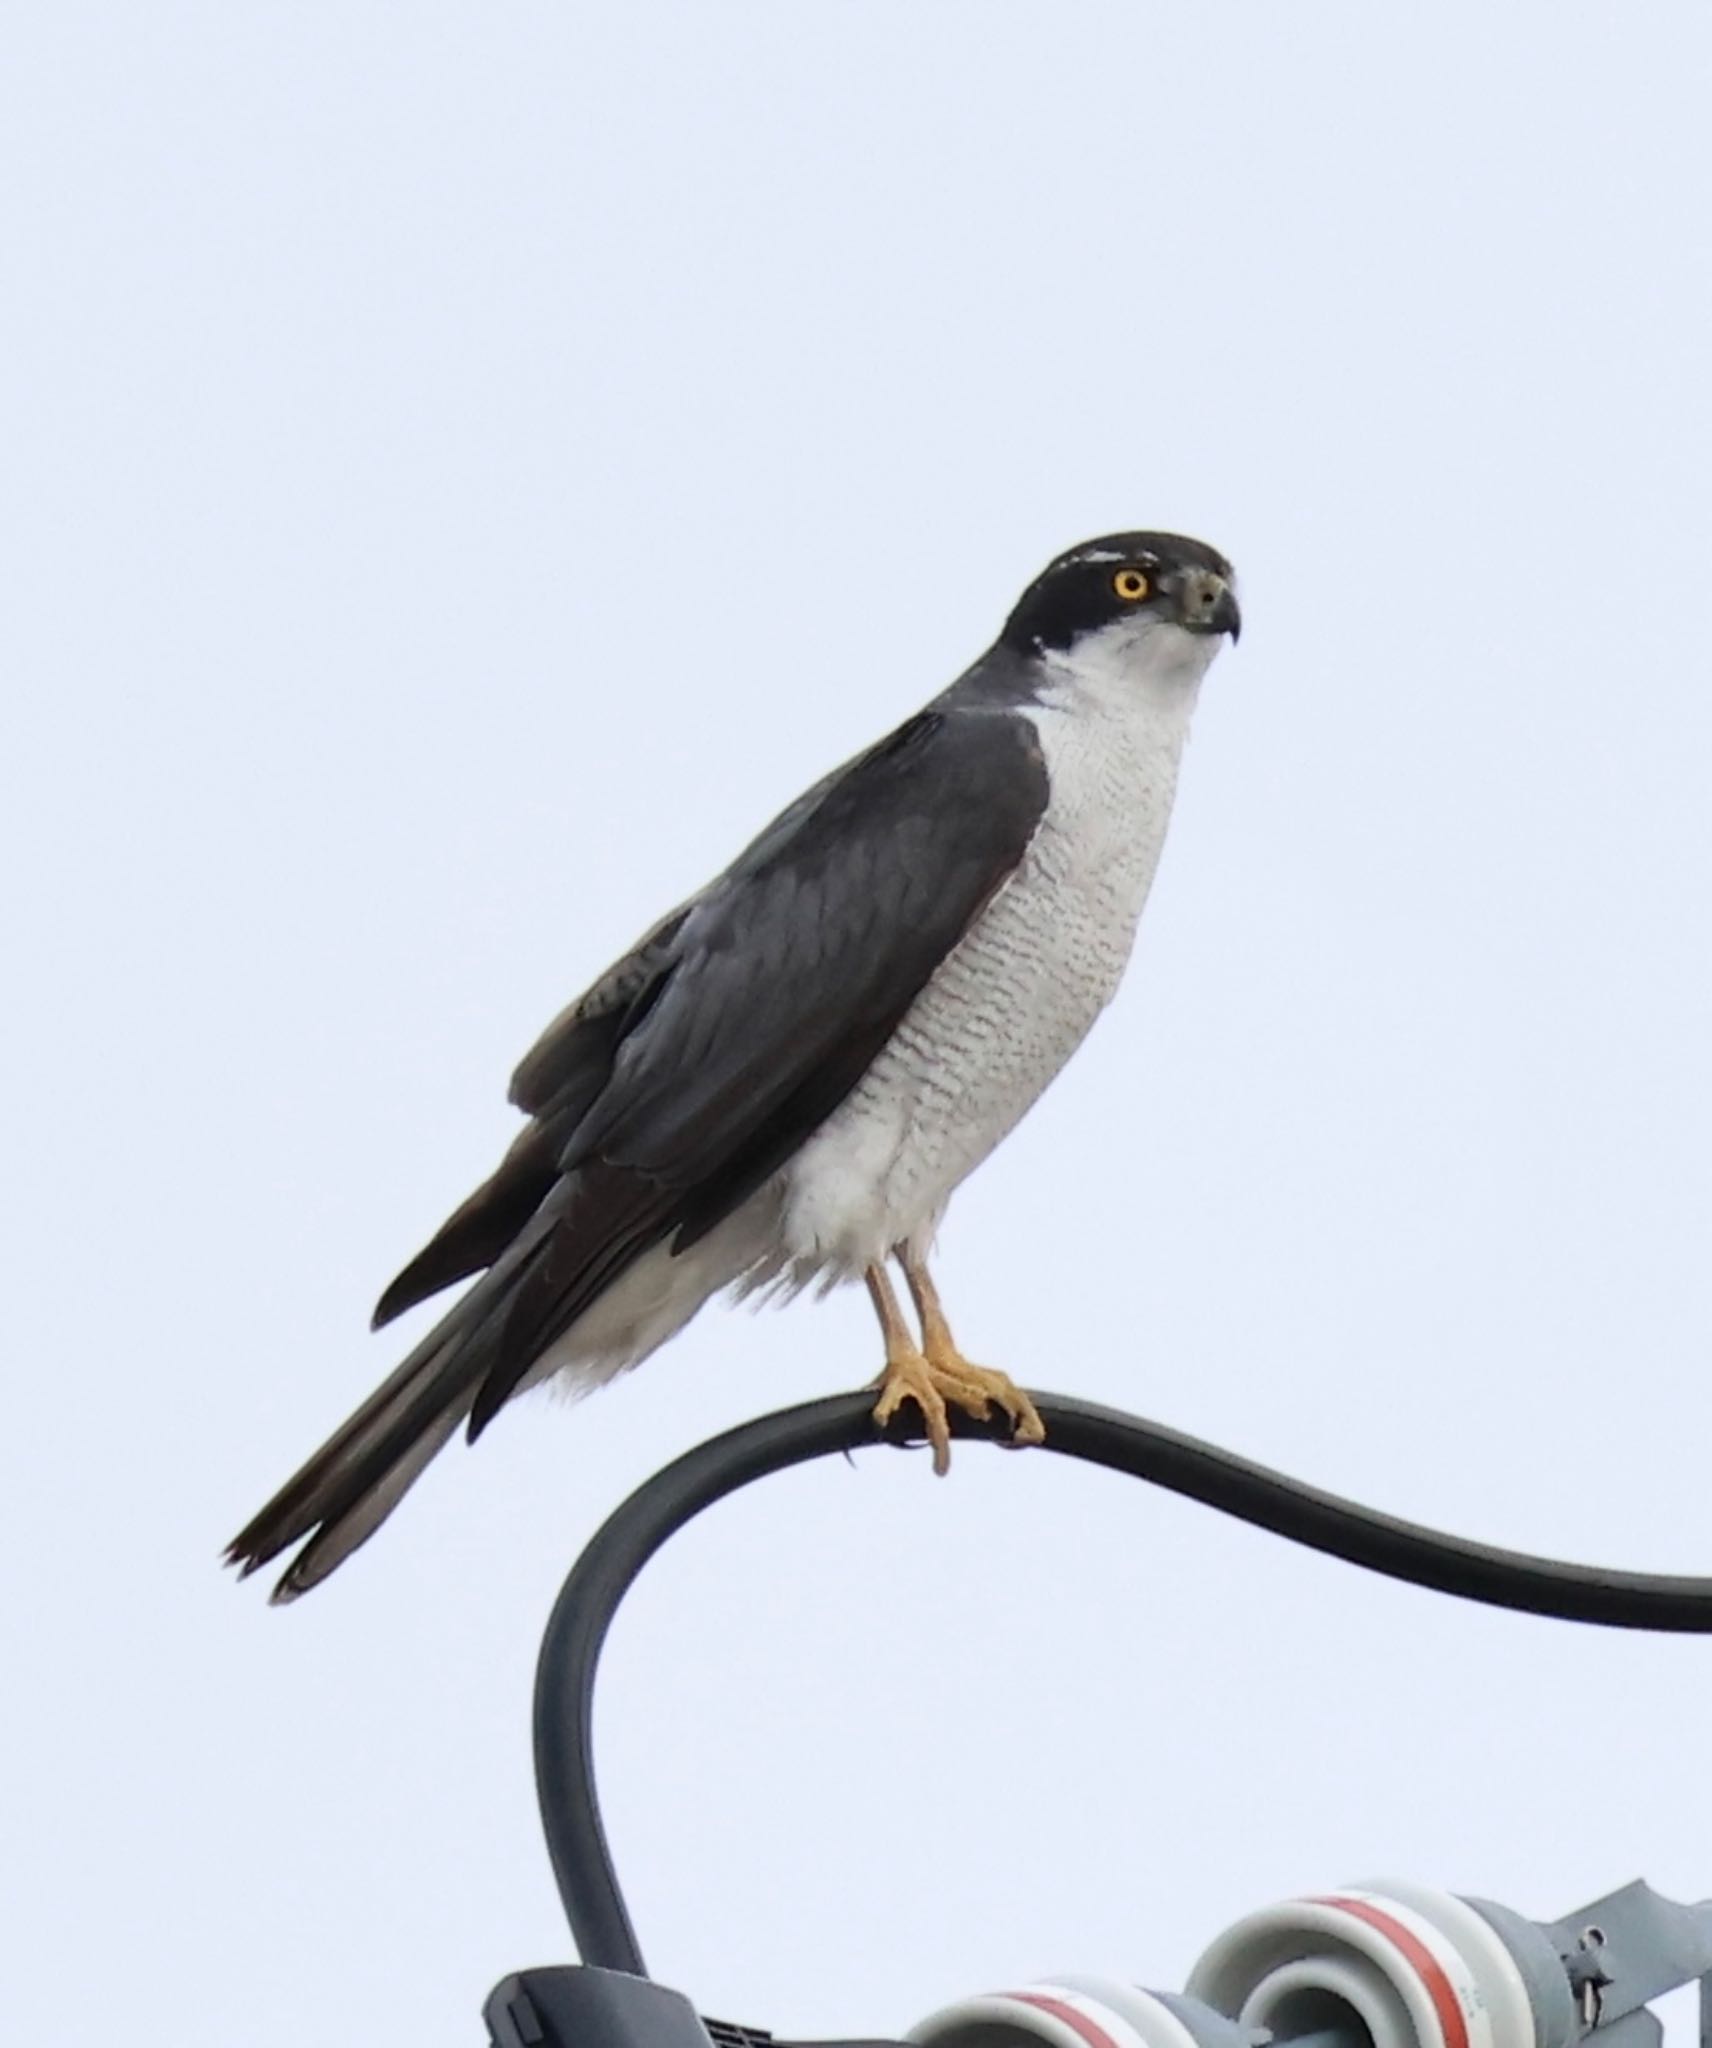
[{"xmin": 5, "ymin": 6, "xmax": 1711, "ymax": 2044}]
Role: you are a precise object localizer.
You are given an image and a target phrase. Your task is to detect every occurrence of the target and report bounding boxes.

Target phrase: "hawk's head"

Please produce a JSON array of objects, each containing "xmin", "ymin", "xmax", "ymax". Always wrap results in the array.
[{"xmin": 1001, "ymin": 531, "xmax": 1241, "ymax": 658}]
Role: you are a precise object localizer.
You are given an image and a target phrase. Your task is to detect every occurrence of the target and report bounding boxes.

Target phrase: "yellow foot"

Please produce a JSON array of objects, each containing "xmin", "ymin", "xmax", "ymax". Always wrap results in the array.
[
  {"xmin": 871, "ymin": 1345, "xmax": 958, "ymax": 1475},
  {"xmin": 928, "ymin": 1351, "xmax": 1047, "ymax": 1453},
  {"xmin": 870, "ymin": 1347, "xmax": 1046, "ymax": 1474}
]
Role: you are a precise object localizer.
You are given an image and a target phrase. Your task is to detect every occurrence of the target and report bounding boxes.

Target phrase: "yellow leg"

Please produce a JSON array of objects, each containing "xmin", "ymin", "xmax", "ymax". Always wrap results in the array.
[
  {"xmin": 898, "ymin": 1247, "xmax": 1046, "ymax": 1453},
  {"xmin": 866, "ymin": 1263, "xmax": 959, "ymax": 1474}
]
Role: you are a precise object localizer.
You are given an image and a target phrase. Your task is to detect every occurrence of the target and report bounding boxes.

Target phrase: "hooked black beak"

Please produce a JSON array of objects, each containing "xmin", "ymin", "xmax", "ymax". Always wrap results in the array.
[{"xmin": 1178, "ymin": 567, "xmax": 1241, "ymax": 642}]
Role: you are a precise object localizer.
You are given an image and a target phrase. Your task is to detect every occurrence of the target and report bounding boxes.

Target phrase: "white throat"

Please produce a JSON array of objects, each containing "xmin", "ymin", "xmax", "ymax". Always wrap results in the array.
[
  {"xmin": 1034, "ymin": 614, "xmax": 1223, "ymax": 731},
  {"xmin": 1017, "ymin": 611, "xmax": 1221, "ymax": 934}
]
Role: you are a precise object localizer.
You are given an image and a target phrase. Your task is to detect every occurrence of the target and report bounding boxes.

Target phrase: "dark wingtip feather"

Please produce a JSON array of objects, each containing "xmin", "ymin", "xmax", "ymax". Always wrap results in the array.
[
  {"xmin": 370, "ymin": 1243, "xmax": 471, "ymax": 1330},
  {"xmin": 370, "ymin": 1118, "xmax": 564, "ymax": 1331},
  {"xmin": 370, "ymin": 1273, "xmax": 416, "ymax": 1330},
  {"xmin": 465, "ymin": 1360, "xmax": 517, "ymax": 1442},
  {"xmin": 464, "ymin": 1392, "xmax": 506, "ymax": 1444}
]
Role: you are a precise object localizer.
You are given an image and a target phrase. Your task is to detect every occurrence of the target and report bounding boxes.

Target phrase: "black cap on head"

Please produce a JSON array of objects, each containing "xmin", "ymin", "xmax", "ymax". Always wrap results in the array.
[{"xmin": 1001, "ymin": 531, "xmax": 1238, "ymax": 654}]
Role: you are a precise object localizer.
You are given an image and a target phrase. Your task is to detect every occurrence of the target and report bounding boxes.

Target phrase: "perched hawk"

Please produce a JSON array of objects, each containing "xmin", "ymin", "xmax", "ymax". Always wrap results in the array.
[{"xmin": 228, "ymin": 532, "xmax": 1240, "ymax": 1599}]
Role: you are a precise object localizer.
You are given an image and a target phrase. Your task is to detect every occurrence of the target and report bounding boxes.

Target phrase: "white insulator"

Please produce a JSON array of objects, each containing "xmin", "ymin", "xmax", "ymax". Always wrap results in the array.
[
  {"xmin": 910, "ymin": 1976, "xmax": 1229, "ymax": 2048},
  {"xmin": 1186, "ymin": 1882, "xmax": 1540, "ymax": 2048}
]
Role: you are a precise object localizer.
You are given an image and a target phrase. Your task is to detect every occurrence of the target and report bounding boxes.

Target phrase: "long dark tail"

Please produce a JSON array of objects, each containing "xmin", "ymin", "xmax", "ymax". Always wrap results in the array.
[
  {"xmin": 224, "ymin": 1230, "xmax": 554, "ymax": 1602},
  {"xmin": 229, "ymin": 1142, "xmax": 676, "ymax": 1600}
]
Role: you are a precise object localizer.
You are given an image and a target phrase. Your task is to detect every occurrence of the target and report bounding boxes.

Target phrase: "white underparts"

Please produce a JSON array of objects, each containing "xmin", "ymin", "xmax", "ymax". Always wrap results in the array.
[{"xmin": 775, "ymin": 616, "xmax": 1213, "ymax": 1276}]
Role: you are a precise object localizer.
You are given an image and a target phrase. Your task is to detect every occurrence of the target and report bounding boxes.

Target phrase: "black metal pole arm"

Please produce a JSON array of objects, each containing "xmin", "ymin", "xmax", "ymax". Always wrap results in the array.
[{"xmin": 533, "ymin": 1390, "xmax": 1712, "ymax": 1980}]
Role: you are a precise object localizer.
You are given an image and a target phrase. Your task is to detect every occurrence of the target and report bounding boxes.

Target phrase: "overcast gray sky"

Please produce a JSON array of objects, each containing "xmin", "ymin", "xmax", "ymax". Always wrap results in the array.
[{"xmin": 5, "ymin": 5, "xmax": 1711, "ymax": 2044}]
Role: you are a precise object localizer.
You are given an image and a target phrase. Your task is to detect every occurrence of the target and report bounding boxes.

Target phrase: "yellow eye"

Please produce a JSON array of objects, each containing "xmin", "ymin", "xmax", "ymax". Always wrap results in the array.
[{"xmin": 1112, "ymin": 568, "xmax": 1151, "ymax": 601}]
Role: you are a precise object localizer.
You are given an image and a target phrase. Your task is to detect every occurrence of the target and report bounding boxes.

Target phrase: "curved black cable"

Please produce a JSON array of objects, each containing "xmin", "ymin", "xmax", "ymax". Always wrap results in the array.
[{"xmin": 534, "ymin": 1390, "xmax": 1712, "ymax": 1978}]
